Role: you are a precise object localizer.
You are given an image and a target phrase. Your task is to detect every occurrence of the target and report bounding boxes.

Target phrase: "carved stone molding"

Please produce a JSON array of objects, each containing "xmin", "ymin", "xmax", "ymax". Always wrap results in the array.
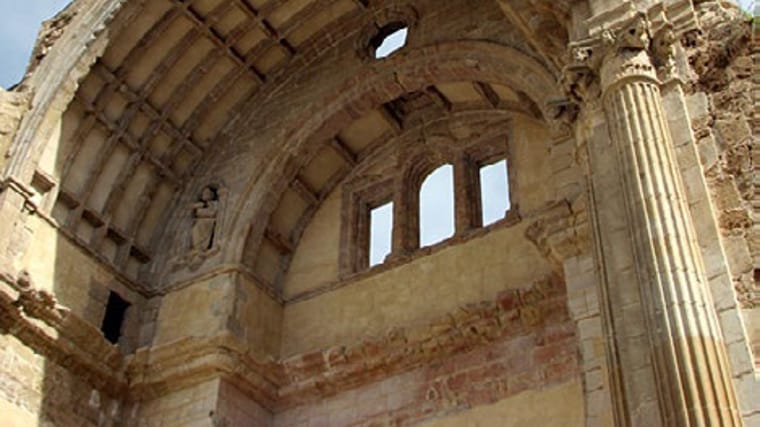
[
  {"xmin": 525, "ymin": 202, "xmax": 590, "ymax": 270},
  {"xmin": 125, "ymin": 334, "xmax": 282, "ymax": 408}
]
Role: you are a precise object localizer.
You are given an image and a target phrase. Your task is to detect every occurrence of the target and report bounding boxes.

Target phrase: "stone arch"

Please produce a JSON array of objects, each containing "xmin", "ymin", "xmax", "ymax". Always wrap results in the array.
[
  {"xmin": 169, "ymin": 40, "xmax": 564, "ymax": 288},
  {"xmin": 5, "ymin": 0, "xmax": 571, "ymax": 288}
]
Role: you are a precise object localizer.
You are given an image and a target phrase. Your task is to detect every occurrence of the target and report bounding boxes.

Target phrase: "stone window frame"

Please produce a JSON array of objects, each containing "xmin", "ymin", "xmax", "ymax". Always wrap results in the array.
[
  {"xmin": 355, "ymin": 5, "xmax": 419, "ymax": 62},
  {"xmin": 340, "ymin": 134, "xmax": 516, "ymax": 277},
  {"xmin": 340, "ymin": 176, "xmax": 395, "ymax": 275},
  {"xmin": 466, "ymin": 141, "xmax": 516, "ymax": 229},
  {"xmin": 395, "ymin": 148, "xmax": 459, "ymax": 252}
]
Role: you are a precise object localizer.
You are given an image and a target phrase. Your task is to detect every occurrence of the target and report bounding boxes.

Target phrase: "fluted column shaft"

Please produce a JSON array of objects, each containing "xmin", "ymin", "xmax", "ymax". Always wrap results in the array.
[{"xmin": 601, "ymin": 48, "xmax": 741, "ymax": 426}]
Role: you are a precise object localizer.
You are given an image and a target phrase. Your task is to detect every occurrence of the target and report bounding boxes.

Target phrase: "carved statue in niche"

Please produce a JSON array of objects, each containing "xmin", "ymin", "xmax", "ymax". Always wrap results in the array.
[
  {"xmin": 172, "ymin": 185, "xmax": 224, "ymax": 270},
  {"xmin": 191, "ymin": 186, "xmax": 219, "ymax": 253}
]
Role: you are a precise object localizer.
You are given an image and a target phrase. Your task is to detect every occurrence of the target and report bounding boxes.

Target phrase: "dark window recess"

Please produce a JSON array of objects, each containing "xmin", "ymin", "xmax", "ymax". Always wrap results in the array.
[{"xmin": 101, "ymin": 291, "xmax": 130, "ymax": 344}]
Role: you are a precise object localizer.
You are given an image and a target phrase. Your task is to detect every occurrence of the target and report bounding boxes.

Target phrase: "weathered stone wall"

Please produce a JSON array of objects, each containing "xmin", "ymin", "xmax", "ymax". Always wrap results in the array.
[
  {"xmin": 687, "ymin": 3, "xmax": 758, "ymax": 359},
  {"xmin": 0, "ymin": 89, "xmax": 27, "ymax": 173},
  {"xmin": 274, "ymin": 337, "xmax": 581, "ymax": 426},
  {"xmin": 273, "ymin": 273, "xmax": 579, "ymax": 426},
  {"xmin": 20, "ymin": 213, "xmax": 145, "ymax": 332},
  {"xmin": 0, "ymin": 330, "xmax": 123, "ymax": 427},
  {"xmin": 128, "ymin": 379, "xmax": 223, "ymax": 427},
  {"xmin": 217, "ymin": 380, "xmax": 274, "ymax": 427},
  {"xmin": 282, "ymin": 221, "xmax": 553, "ymax": 356},
  {"xmin": 418, "ymin": 380, "xmax": 583, "ymax": 427},
  {"xmin": 280, "ymin": 115, "xmax": 555, "ymax": 355},
  {"xmin": 153, "ymin": 272, "xmax": 282, "ymax": 358}
]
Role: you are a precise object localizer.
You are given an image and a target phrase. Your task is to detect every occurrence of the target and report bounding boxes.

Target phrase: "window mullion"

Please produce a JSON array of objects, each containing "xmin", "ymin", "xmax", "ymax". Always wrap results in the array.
[{"xmin": 454, "ymin": 156, "xmax": 476, "ymax": 236}]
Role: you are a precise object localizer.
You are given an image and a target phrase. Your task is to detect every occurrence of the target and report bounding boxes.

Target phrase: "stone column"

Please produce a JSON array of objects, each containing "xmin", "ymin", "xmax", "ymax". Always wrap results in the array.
[{"xmin": 594, "ymin": 16, "xmax": 741, "ymax": 426}]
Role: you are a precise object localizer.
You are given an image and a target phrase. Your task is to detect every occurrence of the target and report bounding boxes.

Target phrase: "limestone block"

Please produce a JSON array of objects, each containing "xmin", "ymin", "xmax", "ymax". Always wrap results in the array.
[
  {"xmin": 685, "ymin": 92, "xmax": 710, "ymax": 123},
  {"xmin": 723, "ymin": 234, "xmax": 754, "ymax": 275},
  {"xmin": 719, "ymin": 308, "xmax": 749, "ymax": 344},
  {"xmin": 153, "ymin": 277, "xmax": 232, "ymax": 345},
  {"xmin": 697, "ymin": 135, "xmax": 719, "ymax": 169},
  {"xmin": 726, "ymin": 339, "xmax": 754, "ymax": 376},
  {"xmin": 709, "ymin": 272, "xmax": 739, "ymax": 311},
  {"xmin": 734, "ymin": 372, "xmax": 760, "ymax": 415}
]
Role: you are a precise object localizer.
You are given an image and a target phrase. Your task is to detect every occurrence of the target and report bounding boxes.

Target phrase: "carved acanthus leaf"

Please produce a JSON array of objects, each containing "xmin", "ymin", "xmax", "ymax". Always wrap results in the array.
[{"xmin": 561, "ymin": 8, "xmax": 685, "ymax": 104}]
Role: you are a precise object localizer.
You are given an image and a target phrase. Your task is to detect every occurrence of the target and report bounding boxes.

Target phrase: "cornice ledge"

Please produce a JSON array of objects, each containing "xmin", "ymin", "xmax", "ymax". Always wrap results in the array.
[
  {"xmin": 125, "ymin": 333, "xmax": 283, "ymax": 409},
  {"xmin": 158, "ymin": 263, "xmax": 284, "ymax": 305}
]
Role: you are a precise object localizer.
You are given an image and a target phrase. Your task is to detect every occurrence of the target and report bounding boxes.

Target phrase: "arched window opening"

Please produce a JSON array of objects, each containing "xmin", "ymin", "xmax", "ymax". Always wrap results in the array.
[
  {"xmin": 369, "ymin": 202, "xmax": 394, "ymax": 267},
  {"xmin": 479, "ymin": 159, "xmax": 510, "ymax": 226},
  {"xmin": 419, "ymin": 164, "xmax": 455, "ymax": 247},
  {"xmin": 371, "ymin": 23, "xmax": 408, "ymax": 59}
]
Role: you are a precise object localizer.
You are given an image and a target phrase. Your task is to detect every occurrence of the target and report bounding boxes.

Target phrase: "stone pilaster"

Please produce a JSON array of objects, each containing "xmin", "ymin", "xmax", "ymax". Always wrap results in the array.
[{"xmin": 567, "ymin": 12, "xmax": 743, "ymax": 426}]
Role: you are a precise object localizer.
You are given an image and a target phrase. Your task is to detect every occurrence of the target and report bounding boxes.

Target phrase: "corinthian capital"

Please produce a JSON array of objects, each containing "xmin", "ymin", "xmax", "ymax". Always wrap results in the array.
[
  {"xmin": 602, "ymin": 12, "xmax": 651, "ymax": 52},
  {"xmin": 559, "ymin": 5, "xmax": 689, "ymax": 120},
  {"xmin": 563, "ymin": 12, "xmax": 662, "ymax": 102},
  {"xmin": 651, "ymin": 20, "xmax": 678, "ymax": 81}
]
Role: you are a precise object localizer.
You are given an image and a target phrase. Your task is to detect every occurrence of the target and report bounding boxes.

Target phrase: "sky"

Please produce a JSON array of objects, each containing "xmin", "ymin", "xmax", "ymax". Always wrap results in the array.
[
  {"xmin": 375, "ymin": 27, "xmax": 408, "ymax": 59},
  {"xmin": 0, "ymin": 0, "xmax": 72, "ymax": 88}
]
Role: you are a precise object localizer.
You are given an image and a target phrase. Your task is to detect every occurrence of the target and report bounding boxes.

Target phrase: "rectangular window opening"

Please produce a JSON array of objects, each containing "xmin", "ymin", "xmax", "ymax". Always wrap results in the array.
[
  {"xmin": 479, "ymin": 159, "xmax": 510, "ymax": 226},
  {"xmin": 369, "ymin": 202, "xmax": 394, "ymax": 267},
  {"xmin": 101, "ymin": 291, "xmax": 130, "ymax": 344}
]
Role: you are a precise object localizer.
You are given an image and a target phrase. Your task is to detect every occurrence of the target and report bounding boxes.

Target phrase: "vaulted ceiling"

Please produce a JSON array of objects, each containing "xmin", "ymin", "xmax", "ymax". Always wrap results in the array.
[{"xmin": 31, "ymin": 0, "xmax": 574, "ymax": 287}]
